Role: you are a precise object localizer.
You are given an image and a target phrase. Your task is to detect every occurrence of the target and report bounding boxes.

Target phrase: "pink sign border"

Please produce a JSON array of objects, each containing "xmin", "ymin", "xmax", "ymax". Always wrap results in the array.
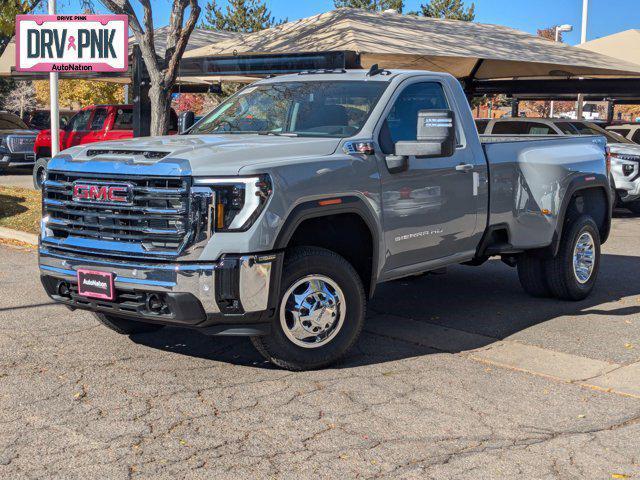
[{"xmin": 15, "ymin": 14, "xmax": 129, "ymax": 73}]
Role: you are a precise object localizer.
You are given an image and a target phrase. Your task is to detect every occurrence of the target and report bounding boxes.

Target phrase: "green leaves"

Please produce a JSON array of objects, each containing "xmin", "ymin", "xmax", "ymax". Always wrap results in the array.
[
  {"xmin": 201, "ymin": 0, "xmax": 286, "ymax": 33},
  {"xmin": 420, "ymin": 0, "xmax": 476, "ymax": 21}
]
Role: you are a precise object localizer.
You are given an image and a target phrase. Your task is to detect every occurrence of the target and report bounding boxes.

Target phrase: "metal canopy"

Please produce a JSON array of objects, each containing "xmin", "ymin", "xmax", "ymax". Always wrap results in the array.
[{"xmin": 184, "ymin": 8, "xmax": 640, "ymax": 81}]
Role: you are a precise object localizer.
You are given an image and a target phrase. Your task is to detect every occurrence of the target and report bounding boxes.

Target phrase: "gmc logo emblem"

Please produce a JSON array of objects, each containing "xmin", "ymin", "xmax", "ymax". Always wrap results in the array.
[{"xmin": 72, "ymin": 183, "xmax": 132, "ymax": 204}]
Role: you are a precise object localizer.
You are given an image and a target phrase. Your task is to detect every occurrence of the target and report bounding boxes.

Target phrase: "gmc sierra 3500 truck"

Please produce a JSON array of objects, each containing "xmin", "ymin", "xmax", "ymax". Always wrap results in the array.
[{"xmin": 39, "ymin": 69, "xmax": 612, "ymax": 370}]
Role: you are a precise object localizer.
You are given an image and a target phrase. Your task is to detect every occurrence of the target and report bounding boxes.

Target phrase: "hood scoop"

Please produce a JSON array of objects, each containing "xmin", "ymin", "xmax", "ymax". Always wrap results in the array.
[{"xmin": 85, "ymin": 149, "xmax": 169, "ymax": 160}]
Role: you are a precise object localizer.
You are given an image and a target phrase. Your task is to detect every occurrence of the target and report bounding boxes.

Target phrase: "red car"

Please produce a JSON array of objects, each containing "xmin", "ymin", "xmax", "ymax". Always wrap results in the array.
[{"xmin": 33, "ymin": 105, "xmax": 178, "ymax": 188}]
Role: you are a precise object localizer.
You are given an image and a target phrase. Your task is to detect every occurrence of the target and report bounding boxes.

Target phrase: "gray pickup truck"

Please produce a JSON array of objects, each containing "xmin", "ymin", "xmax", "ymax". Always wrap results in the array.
[{"xmin": 39, "ymin": 69, "xmax": 612, "ymax": 370}]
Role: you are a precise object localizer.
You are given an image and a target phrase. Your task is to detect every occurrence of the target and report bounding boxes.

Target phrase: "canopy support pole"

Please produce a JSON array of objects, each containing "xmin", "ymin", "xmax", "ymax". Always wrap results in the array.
[{"xmin": 132, "ymin": 46, "xmax": 151, "ymax": 138}]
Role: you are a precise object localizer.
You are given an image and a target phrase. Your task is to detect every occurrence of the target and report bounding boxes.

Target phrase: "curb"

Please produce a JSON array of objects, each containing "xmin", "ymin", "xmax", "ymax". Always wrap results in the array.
[{"xmin": 0, "ymin": 227, "xmax": 38, "ymax": 246}]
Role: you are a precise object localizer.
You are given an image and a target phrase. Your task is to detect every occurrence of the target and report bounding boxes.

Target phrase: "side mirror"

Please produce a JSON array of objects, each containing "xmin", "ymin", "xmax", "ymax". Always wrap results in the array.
[
  {"xmin": 394, "ymin": 109, "xmax": 456, "ymax": 158},
  {"xmin": 178, "ymin": 111, "xmax": 195, "ymax": 133}
]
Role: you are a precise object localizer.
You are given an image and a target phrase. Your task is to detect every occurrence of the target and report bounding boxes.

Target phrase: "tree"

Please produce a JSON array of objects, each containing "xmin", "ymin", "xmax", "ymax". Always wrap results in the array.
[
  {"xmin": 172, "ymin": 93, "xmax": 205, "ymax": 114},
  {"xmin": 537, "ymin": 26, "xmax": 562, "ymax": 42},
  {"xmin": 34, "ymin": 79, "xmax": 124, "ymax": 109},
  {"xmin": 99, "ymin": 0, "xmax": 201, "ymax": 136},
  {"xmin": 420, "ymin": 0, "xmax": 475, "ymax": 21},
  {"xmin": 0, "ymin": 1, "xmax": 41, "ymax": 58},
  {"xmin": 333, "ymin": 0, "xmax": 404, "ymax": 12},
  {"xmin": 2, "ymin": 81, "xmax": 36, "ymax": 117},
  {"xmin": 202, "ymin": 0, "xmax": 284, "ymax": 32}
]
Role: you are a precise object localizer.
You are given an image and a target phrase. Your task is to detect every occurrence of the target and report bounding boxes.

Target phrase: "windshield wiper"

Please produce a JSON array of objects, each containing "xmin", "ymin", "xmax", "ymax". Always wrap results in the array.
[{"xmin": 257, "ymin": 131, "xmax": 299, "ymax": 137}]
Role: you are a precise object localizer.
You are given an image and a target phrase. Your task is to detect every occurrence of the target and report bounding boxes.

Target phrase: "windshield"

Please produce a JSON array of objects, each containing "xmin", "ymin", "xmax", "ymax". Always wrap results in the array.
[
  {"xmin": 559, "ymin": 121, "xmax": 633, "ymax": 145},
  {"xmin": 190, "ymin": 81, "xmax": 388, "ymax": 138}
]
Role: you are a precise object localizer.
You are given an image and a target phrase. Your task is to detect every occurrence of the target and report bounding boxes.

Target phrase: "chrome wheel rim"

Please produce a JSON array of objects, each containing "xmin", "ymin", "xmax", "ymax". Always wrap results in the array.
[
  {"xmin": 573, "ymin": 232, "xmax": 595, "ymax": 284},
  {"xmin": 280, "ymin": 275, "xmax": 346, "ymax": 349}
]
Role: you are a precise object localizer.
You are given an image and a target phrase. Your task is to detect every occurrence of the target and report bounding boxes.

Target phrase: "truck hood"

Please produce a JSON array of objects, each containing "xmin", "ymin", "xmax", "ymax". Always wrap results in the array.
[
  {"xmin": 0, "ymin": 129, "xmax": 38, "ymax": 136},
  {"xmin": 58, "ymin": 134, "xmax": 342, "ymax": 176}
]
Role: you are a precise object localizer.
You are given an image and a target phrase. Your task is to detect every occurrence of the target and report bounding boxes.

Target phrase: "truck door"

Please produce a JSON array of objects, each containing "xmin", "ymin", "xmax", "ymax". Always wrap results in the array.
[
  {"xmin": 61, "ymin": 108, "xmax": 92, "ymax": 150},
  {"xmin": 376, "ymin": 80, "xmax": 483, "ymax": 274},
  {"xmin": 83, "ymin": 107, "xmax": 110, "ymax": 144}
]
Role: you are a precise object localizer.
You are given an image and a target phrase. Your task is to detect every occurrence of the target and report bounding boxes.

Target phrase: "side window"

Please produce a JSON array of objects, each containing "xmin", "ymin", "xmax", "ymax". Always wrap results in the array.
[
  {"xmin": 113, "ymin": 109, "xmax": 133, "ymax": 130},
  {"xmin": 632, "ymin": 130, "xmax": 640, "ymax": 144},
  {"xmin": 379, "ymin": 82, "xmax": 449, "ymax": 154},
  {"xmin": 89, "ymin": 108, "xmax": 109, "ymax": 131},
  {"xmin": 67, "ymin": 110, "xmax": 91, "ymax": 132},
  {"xmin": 491, "ymin": 121, "xmax": 528, "ymax": 134},
  {"xmin": 556, "ymin": 122, "xmax": 579, "ymax": 134},
  {"xmin": 527, "ymin": 123, "xmax": 556, "ymax": 135}
]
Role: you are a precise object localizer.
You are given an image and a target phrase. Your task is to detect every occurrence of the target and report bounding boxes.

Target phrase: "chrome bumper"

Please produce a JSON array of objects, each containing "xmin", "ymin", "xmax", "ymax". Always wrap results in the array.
[{"xmin": 38, "ymin": 247, "xmax": 276, "ymax": 316}]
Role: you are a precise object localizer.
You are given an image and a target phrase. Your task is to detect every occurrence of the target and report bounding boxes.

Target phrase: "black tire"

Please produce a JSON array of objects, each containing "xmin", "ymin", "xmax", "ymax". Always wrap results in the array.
[
  {"xmin": 33, "ymin": 158, "xmax": 49, "ymax": 189},
  {"xmin": 626, "ymin": 201, "xmax": 640, "ymax": 215},
  {"xmin": 250, "ymin": 247, "xmax": 366, "ymax": 371},
  {"xmin": 93, "ymin": 312, "xmax": 164, "ymax": 335},
  {"xmin": 545, "ymin": 215, "xmax": 600, "ymax": 301},
  {"xmin": 517, "ymin": 253, "xmax": 551, "ymax": 297}
]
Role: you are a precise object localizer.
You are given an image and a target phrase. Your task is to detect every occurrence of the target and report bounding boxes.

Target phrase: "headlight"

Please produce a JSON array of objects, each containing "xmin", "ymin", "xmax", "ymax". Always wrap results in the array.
[
  {"xmin": 0, "ymin": 136, "xmax": 8, "ymax": 151},
  {"xmin": 193, "ymin": 175, "xmax": 272, "ymax": 232},
  {"xmin": 610, "ymin": 152, "xmax": 640, "ymax": 162}
]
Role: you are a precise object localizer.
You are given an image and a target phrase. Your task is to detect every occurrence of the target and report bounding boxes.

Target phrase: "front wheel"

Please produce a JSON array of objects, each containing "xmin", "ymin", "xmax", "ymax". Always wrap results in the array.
[
  {"xmin": 250, "ymin": 247, "xmax": 366, "ymax": 371},
  {"xmin": 33, "ymin": 158, "xmax": 49, "ymax": 189},
  {"xmin": 545, "ymin": 215, "xmax": 601, "ymax": 301}
]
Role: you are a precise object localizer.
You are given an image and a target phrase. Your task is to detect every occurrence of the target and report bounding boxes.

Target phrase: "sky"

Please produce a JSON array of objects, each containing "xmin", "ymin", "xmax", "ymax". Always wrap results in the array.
[{"xmin": 50, "ymin": 0, "xmax": 640, "ymax": 46}]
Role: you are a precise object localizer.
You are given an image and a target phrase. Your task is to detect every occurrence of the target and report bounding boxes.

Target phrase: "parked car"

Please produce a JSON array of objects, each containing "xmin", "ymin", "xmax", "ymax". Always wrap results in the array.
[
  {"xmin": 607, "ymin": 123, "xmax": 640, "ymax": 144},
  {"xmin": 33, "ymin": 105, "xmax": 179, "ymax": 188},
  {"xmin": 24, "ymin": 109, "xmax": 74, "ymax": 131},
  {"xmin": 39, "ymin": 70, "xmax": 612, "ymax": 370},
  {"xmin": 479, "ymin": 117, "xmax": 640, "ymax": 213},
  {"xmin": 0, "ymin": 111, "xmax": 38, "ymax": 174}
]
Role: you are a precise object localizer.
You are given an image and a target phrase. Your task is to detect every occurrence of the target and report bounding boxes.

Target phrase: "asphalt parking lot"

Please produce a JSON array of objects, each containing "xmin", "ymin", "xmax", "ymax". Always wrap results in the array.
[
  {"xmin": 0, "ymin": 167, "xmax": 34, "ymax": 189},
  {"xmin": 1, "ymin": 216, "xmax": 639, "ymax": 479}
]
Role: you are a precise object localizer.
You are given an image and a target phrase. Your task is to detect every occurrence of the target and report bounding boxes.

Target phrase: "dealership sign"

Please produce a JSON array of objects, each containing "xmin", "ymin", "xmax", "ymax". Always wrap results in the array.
[{"xmin": 15, "ymin": 15, "xmax": 128, "ymax": 73}]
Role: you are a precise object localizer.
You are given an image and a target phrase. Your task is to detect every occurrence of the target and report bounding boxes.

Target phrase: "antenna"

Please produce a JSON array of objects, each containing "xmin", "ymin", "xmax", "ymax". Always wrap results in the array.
[{"xmin": 367, "ymin": 64, "xmax": 385, "ymax": 76}]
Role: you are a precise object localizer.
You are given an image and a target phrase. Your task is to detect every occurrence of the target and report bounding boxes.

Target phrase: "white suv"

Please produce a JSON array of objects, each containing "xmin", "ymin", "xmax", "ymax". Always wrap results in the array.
[
  {"xmin": 478, "ymin": 118, "xmax": 640, "ymax": 213},
  {"xmin": 607, "ymin": 124, "xmax": 640, "ymax": 145}
]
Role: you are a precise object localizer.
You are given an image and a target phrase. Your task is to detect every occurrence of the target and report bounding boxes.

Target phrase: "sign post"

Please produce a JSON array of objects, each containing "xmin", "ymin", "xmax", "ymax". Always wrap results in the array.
[
  {"xmin": 15, "ymin": 13, "xmax": 128, "ymax": 156},
  {"xmin": 48, "ymin": 0, "xmax": 59, "ymax": 157}
]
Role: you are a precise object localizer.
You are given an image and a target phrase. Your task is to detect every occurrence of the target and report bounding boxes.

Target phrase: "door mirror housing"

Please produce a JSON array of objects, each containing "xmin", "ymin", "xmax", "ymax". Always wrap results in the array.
[
  {"xmin": 394, "ymin": 109, "xmax": 456, "ymax": 158},
  {"xmin": 178, "ymin": 111, "xmax": 195, "ymax": 134}
]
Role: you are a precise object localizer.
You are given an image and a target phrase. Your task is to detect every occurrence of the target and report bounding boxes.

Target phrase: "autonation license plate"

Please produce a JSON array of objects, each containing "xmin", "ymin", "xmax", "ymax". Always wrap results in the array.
[{"xmin": 77, "ymin": 269, "xmax": 115, "ymax": 301}]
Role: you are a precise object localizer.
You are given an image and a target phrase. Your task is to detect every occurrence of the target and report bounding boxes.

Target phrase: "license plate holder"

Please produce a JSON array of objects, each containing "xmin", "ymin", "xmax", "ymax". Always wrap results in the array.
[{"xmin": 77, "ymin": 269, "xmax": 115, "ymax": 301}]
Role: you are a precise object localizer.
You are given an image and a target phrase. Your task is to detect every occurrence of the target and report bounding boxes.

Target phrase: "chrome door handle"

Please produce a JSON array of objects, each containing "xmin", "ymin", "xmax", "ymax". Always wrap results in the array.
[{"xmin": 455, "ymin": 163, "xmax": 474, "ymax": 172}]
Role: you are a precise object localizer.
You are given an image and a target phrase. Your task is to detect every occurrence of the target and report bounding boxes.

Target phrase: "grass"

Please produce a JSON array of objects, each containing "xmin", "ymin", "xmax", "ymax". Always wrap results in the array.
[{"xmin": 0, "ymin": 186, "xmax": 42, "ymax": 235}]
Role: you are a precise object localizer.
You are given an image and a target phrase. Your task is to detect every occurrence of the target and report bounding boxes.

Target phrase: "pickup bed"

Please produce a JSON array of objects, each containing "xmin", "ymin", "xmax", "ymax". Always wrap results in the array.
[{"xmin": 39, "ymin": 70, "xmax": 612, "ymax": 370}]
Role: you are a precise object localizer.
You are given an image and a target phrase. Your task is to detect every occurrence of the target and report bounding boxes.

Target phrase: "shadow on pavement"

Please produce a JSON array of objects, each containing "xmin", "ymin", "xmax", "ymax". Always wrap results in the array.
[{"xmin": 131, "ymin": 252, "xmax": 640, "ymax": 369}]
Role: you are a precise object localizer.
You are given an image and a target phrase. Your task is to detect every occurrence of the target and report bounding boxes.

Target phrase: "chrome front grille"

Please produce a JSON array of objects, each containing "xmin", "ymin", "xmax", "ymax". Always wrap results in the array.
[
  {"xmin": 7, "ymin": 135, "xmax": 36, "ymax": 153},
  {"xmin": 43, "ymin": 172, "xmax": 191, "ymax": 257}
]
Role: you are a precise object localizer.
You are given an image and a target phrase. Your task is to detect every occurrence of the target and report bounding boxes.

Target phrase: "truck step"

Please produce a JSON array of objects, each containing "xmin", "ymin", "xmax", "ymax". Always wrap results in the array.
[{"xmin": 484, "ymin": 243, "xmax": 523, "ymax": 256}]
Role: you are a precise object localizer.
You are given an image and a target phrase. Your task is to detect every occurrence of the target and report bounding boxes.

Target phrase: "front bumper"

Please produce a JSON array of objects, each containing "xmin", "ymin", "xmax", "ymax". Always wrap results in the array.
[
  {"xmin": 39, "ymin": 247, "xmax": 282, "ymax": 335},
  {"xmin": 0, "ymin": 152, "xmax": 36, "ymax": 167}
]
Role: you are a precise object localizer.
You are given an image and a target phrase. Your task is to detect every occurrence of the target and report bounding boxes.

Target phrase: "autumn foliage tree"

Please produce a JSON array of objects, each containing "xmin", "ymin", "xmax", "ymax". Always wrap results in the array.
[{"xmin": 34, "ymin": 79, "xmax": 124, "ymax": 109}]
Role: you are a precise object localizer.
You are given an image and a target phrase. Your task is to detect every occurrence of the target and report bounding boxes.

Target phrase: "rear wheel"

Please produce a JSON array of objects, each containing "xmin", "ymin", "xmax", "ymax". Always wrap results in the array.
[
  {"xmin": 545, "ymin": 215, "xmax": 600, "ymax": 301},
  {"xmin": 33, "ymin": 158, "xmax": 49, "ymax": 189},
  {"xmin": 93, "ymin": 312, "xmax": 164, "ymax": 335},
  {"xmin": 517, "ymin": 253, "xmax": 551, "ymax": 297},
  {"xmin": 250, "ymin": 247, "xmax": 366, "ymax": 371}
]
